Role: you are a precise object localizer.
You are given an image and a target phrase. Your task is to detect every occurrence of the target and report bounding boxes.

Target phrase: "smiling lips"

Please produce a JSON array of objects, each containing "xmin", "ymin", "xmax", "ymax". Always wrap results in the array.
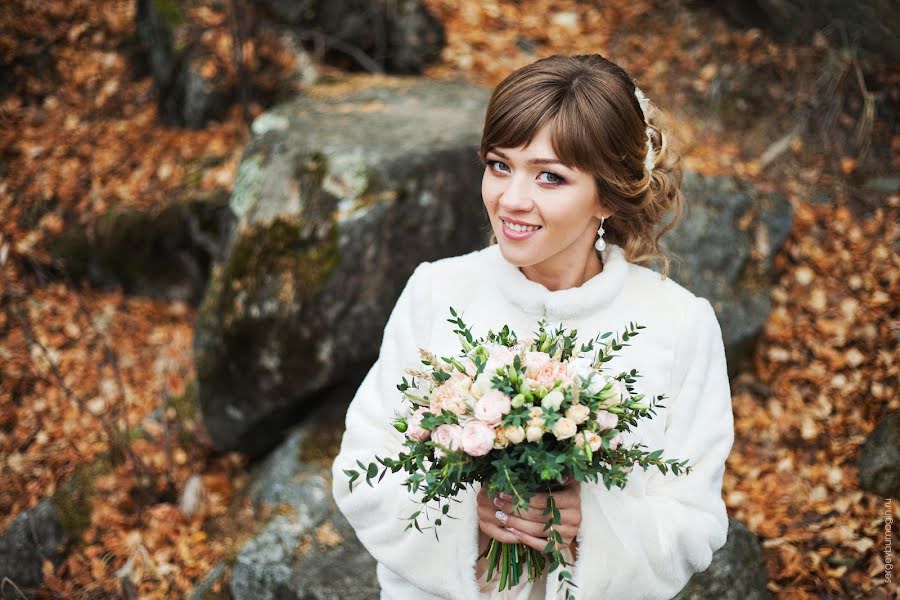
[{"xmin": 501, "ymin": 218, "xmax": 542, "ymax": 240}]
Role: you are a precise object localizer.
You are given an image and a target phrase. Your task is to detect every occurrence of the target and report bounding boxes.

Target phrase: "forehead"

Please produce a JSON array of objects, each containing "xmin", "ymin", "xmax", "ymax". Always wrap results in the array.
[{"xmin": 491, "ymin": 121, "xmax": 555, "ymax": 155}]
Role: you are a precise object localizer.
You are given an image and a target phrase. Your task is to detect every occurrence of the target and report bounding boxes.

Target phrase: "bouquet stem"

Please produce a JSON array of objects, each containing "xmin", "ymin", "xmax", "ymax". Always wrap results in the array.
[{"xmin": 478, "ymin": 538, "xmax": 547, "ymax": 591}]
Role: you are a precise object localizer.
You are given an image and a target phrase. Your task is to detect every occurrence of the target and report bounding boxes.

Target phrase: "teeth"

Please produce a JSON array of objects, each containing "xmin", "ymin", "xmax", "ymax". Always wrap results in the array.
[{"xmin": 504, "ymin": 220, "xmax": 541, "ymax": 232}]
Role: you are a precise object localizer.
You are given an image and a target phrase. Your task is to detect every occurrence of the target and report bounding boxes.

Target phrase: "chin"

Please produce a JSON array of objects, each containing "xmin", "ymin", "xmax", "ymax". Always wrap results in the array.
[{"xmin": 496, "ymin": 239, "xmax": 540, "ymax": 268}]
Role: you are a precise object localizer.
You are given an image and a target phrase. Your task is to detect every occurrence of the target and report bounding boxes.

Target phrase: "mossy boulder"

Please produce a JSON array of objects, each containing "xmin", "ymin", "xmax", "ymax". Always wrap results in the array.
[
  {"xmin": 858, "ymin": 411, "xmax": 900, "ymax": 500},
  {"xmin": 194, "ymin": 76, "xmax": 491, "ymax": 455},
  {"xmin": 188, "ymin": 413, "xmax": 377, "ymax": 600},
  {"xmin": 673, "ymin": 518, "xmax": 771, "ymax": 600},
  {"xmin": 0, "ymin": 462, "xmax": 102, "ymax": 598},
  {"xmin": 48, "ymin": 193, "xmax": 233, "ymax": 304}
]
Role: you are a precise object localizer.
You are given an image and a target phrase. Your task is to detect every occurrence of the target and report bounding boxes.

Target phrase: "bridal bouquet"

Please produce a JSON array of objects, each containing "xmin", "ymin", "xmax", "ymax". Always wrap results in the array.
[{"xmin": 343, "ymin": 307, "xmax": 693, "ymax": 600}]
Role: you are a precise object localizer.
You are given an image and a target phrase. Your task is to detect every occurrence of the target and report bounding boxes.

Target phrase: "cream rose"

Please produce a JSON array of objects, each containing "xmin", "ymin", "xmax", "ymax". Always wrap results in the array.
[
  {"xmin": 565, "ymin": 403, "xmax": 590, "ymax": 425},
  {"xmin": 525, "ymin": 425, "xmax": 545, "ymax": 443},
  {"xmin": 493, "ymin": 426, "xmax": 510, "ymax": 450},
  {"xmin": 551, "ymin": 417, "xmax": 577, "ymax": 440},
  {"xmin": 527, "ymin": 406, "xmax": 545, "ymax": 427},
  {"xmin": 505, "ymin": 425, "xmax": 526, "ymax": 444}
]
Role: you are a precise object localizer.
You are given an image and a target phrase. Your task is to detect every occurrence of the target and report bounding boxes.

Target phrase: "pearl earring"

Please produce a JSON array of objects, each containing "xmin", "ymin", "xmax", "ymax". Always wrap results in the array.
[{"xmin": 594, "ymin": 216, "xmax": 607, "ymax": 252}]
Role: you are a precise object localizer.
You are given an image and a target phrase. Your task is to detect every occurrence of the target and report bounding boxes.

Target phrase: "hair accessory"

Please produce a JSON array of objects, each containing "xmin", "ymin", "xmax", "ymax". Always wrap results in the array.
[
  {"xmin": 594, "ymin": 215, "xmax": 606, "ymax": 252},
  {"xmin": 633, "ymin": 85, "xmax": 656, "ymax": 174}
]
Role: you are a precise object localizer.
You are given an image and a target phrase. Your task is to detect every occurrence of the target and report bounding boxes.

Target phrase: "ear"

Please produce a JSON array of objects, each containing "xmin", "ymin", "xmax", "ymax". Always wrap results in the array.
[{"xmin": 592, "ymin": 203, "xmax": 615, "ymax": 221}]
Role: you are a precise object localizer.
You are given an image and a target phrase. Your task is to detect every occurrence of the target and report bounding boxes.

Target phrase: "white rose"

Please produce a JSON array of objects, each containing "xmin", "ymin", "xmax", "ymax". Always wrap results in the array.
[
  {"xmin": 470, "ymin": 372, "xmax": 494, "ymax": 400},
  {"xmin": 551, "ymin": 417, "xmax": 577, "ymax": 440},
  {"xmin": 541, "ymin": 389, "xmax": 565, "ymax": 412}
]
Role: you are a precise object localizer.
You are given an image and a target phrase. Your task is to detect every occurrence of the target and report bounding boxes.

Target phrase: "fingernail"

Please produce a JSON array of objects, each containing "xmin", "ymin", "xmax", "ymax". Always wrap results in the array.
[
  {"xmin": 499, "ymin": 492, "xmax": 512, "ymax": 500},
  {"xmin": 493, "ymin": 497, "xmax": 504, "ymax": 509},
  {"xmin": 495, "ymin": 510, "xmax": 509, "ymax": 524}
]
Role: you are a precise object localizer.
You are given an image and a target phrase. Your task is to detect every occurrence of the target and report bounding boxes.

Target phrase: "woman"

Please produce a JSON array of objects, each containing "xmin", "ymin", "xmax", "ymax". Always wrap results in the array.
[{"xmin": 331, "ymin": 54, "xmax": 734, "ymax": 600}]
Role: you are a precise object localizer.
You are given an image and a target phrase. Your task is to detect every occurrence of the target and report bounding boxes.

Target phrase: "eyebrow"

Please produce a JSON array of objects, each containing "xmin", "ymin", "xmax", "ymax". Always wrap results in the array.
[{"xmin": 489, "ymin": 149, "xmax": 570, "ymax": 169}]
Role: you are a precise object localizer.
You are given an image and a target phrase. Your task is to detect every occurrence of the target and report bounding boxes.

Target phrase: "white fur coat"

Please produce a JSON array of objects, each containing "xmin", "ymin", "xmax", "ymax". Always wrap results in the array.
[{"xmin": 331, "ymin": 242, "xmax": 734, "ymax": 600}]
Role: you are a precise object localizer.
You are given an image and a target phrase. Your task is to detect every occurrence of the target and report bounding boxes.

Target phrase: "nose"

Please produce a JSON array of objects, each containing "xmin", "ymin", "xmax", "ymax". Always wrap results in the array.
[{"xmin": 497, "ymin": 173, "xmax": 534, "ymax": 212}]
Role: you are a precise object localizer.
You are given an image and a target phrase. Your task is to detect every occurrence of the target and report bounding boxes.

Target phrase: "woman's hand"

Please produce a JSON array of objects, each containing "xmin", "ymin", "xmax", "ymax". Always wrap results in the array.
[{"xmin": 476, "ymin": 476, "xmax": 582, "ymax": 555}]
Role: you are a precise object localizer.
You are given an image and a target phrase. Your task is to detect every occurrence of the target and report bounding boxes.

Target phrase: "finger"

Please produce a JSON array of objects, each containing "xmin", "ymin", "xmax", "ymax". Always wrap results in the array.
[
  {"xmin": 480, "ymin": 520, "xmax": 519, "ymax": 545},
  {"xmin": 494, "ymin": 510, "xmax": 549, "ymax": 538},
  {"xmin": 523, "ymin": 489, "xmax": 581, "ymax": 510},
  {"xmin": 498, "ymin": 493, "xmax": 580, "ymax": 514},
  {"xmin": 507, "ymin": 526, "xmax": 554, "ymax": 553},
  {"xmin": 495, "ymin": 499, "xmax": 578, "ymax": 526}
]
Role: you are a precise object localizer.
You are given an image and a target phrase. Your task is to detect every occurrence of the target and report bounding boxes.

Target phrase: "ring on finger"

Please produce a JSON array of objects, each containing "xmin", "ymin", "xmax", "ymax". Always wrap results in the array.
[{"xmin": 495, "ymin": 510, "xmax": 509, "ymax": 525}]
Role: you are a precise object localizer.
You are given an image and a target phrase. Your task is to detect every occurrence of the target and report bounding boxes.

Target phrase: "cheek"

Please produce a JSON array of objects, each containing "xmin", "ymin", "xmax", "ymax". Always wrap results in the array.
[{"xmin": 481, "ymin": 173, "xmax": 500, "ymax": 208}]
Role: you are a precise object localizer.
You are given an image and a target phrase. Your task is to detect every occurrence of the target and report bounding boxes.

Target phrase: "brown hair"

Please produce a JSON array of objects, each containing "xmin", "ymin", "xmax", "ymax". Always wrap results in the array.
[{"xmin": 479, "ymin": 54, "xmax": 684, "ymax": 278}]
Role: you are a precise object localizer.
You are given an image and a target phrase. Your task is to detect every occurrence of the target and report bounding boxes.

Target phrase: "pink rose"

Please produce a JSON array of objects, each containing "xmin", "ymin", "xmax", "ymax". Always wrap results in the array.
[
  {"xmin": 460, "ymin": 357, "xmax": 477, "ymax": 377},
  {"xmin": 431, "ymin": 424, "xmax": 463, "ymax": 459},
  {"xmin": 526, "ymin": 359, "xmax": 574, "ymax": 391},
  {"xmin": 406, "ymin": 407, "xmax": 431, "ymax": 441},
  {"xmin": 523, "ymin": 351, "xmax": 551, "ymax": 374},
  {"xmin": 608, "ymin": 431, "xmax": 625, "ymax": 451},
  {"xmin": 430, "ymin": 371, "xmax": 473, "ymax": 416},
  {"xmin": 460, "ymin": 421, "xmax": 495, "ymax": 456},
  {"xmin": 595, "ymin": 410, "xmax": 619, "ymax": 431},
  {"xmin": 600, "ymin": 379, "xmax": 630, "ymax": 407},
  {"xmin": 474, "ymin": 390, "xmax": 511, "ymax": 426}
]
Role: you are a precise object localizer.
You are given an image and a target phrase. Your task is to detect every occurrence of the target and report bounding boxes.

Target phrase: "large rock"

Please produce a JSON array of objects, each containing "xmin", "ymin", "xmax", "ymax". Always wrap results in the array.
[
  {"xmin": 0, "ymin": 466, "xmax": 97, "ymax": 598},
  {"xmin": 49, "ymin": 194, "xmax": 234, "ymax": 304},
  {"xmin": 660, "ymin": 171, "xmax": 793, "ymax": 376},
  {"xmin": 858, "ymin": 411, "xmax": 900, "ymax": 500},
  {"xmin": 709, "ymin": 0, "xmax": 900, "ymax": 62},
  {"xmin": 134, "ymin": 0, "xmax": 444, "ymax": 128},
  {"xmin": 0, "ymin": 500, "xmax": 70, "ymax": 598},
  {"xmin": 258, "ymin": 0, "xmax": 445, "ymax": 74},
  {"xmin": 188, "ymin": 414, "xmax": 379, "ymax": 600},
  {"xmin": 673, "ymin": 518, "xmax": 771, "ymax": 599},
  {"xmin": 194, "ymin": 76, "xmax": 491, "ymax": 455}
]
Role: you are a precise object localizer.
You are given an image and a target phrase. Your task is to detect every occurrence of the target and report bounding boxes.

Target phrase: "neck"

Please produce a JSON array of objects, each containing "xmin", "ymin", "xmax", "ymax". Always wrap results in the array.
[{"xmin": 519, "ymin": 247, "xmax": 604, "ymax": 292}]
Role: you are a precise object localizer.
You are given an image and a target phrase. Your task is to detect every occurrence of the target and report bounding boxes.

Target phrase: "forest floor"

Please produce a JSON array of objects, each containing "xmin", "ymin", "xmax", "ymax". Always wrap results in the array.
[{"xmin": 1, "ymin": 0, "xmax": 897, "ymax": 598}]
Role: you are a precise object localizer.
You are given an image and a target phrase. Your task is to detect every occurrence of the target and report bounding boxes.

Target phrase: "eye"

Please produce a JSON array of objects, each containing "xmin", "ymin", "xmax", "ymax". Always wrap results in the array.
[
  {"xmin": 484, "ymin": 159, "xmax": 509, "ymax": 173},
  {"xmin": 538, "ymin": 171, "xmax": 566, "ymax": 185}
]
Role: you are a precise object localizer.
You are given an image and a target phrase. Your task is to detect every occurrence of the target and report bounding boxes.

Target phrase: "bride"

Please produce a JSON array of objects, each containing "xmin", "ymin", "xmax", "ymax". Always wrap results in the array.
[{"xmin": 331, "ymin": 53, "xmax": 734, "ymax": 600}]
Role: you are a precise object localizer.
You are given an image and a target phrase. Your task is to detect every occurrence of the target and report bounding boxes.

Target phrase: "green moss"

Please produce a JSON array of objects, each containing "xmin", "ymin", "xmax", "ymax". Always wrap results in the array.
[
  {"xmin": 298, "ymin": 423, "xmax": 344, "ymax": 466},
  {"xmin": 170, "ymin": 379, "xmax": 198, "ymax": 422},
  {"xmin": 223, "ymin": 215, "xmax": 339, "ymax": 319},
  {"xmin": 50, "ymin": 460, "xmax": 110, "ymax": 538},
  {"xmin": 151, "ymin": 0, "xmax": 183, "ymax": 27}
]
